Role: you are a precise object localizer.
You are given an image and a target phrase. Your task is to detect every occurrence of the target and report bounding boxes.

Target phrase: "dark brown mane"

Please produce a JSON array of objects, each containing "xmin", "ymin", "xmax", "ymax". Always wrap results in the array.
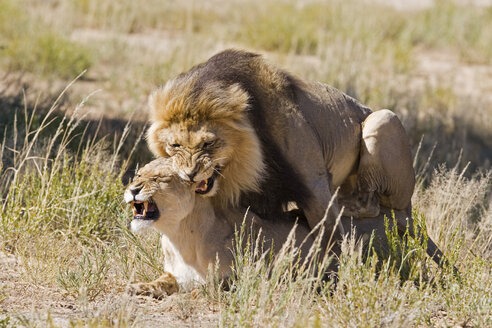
[{"xmin": 182, "ymin": 49, "xmax": 311, "ymax": 220}]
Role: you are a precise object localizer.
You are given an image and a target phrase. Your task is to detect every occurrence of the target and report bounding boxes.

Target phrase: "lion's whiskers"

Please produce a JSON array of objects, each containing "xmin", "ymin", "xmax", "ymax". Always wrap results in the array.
[{"xmin": 214, "ymin": 167, "xmax": 226, "ymax": 179}]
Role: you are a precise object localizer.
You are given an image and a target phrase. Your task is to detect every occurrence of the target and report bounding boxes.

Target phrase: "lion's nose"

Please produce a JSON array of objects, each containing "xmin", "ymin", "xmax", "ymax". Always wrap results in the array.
[{"xmin": 187, "ymin": 172, "xmax": 197, "ymax": 182}]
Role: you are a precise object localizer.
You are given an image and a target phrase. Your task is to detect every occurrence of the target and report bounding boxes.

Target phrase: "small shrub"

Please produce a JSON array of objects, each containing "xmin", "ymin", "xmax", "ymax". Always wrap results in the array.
[
  {"xmin": 57, "ymin": 247, "xmax": 110, "ymax": 301},
  {"xmin": 383, "ymin": 213, "xmax": 432, "ymax": 282},
  {"xmin": 0, "ymin": 316, "xmax": 14, "ymax": 328}
]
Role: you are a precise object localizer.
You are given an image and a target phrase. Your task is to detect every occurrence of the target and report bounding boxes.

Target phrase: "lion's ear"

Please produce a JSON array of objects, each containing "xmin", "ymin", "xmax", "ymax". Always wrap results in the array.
[
  {"xmin": 223, "ymin": 83, "xmax": 250, "ymax": 114},
  {"xmin": 198, "ymin": 83, "xmax": 249, "ymax": 121},
  {"xmin": 146, "ymin": 122, "xmax": 165, "ymax": 157},
  {"xmin": 148, "ymin": 87, "xmax": 167, "ymax": 121},
  {"xmin": 149, "ymin": 78, "xmax": 195, "ymax": 123}
]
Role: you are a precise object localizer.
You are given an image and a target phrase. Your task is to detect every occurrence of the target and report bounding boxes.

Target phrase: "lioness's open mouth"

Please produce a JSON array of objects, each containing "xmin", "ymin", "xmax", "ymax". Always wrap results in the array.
[
  {"xmin": 131, "ymin": 199, "xmax": 159, "ymax": 220},
  {"xmin": 195, "ymin": 170, "xmax": 218, "ymax": 194}
]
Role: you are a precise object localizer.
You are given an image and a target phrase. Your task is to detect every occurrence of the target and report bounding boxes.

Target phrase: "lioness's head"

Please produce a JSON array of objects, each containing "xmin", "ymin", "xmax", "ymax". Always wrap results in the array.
[
  {"xmin": 124, "ymin": 158, "xmax": 195, "ymax": 233},
  {"xmin": 147, "ymin": 77, "xmax": 265, "ymax": 206}
]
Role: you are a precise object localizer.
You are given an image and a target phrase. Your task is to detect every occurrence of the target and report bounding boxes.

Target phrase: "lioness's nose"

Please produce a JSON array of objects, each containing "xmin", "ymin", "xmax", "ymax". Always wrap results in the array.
[
  {"xmin": 130, "ymin": 186, "xmax": 141, "ymax": 196},
  {"xmin": 185, "ymin": 169, "xmax": 198, "ymax": 182}
]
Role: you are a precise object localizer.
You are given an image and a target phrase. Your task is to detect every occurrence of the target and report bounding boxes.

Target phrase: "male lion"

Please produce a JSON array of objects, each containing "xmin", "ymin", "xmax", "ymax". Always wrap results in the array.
[
  {"xmin": 147, "ymin": 49, "xmax": 415, "ymax": 240},
  {"xmin": 124, "ymin": 158, "xmax": 450, "ymax": 298}
]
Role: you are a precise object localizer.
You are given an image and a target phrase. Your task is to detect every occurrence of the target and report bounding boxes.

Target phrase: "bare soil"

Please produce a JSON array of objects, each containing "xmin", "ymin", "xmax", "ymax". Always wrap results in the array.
[{"xmin": 0, "ymin": 252, "xmax": 219, "ymax": 327}]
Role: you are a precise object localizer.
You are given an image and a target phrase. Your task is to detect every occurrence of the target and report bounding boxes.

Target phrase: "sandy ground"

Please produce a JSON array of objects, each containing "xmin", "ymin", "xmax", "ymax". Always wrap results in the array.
[
  {"xmin": 414, "ymin": 49, "xmax": 492, "ymax": 103},
  {"xmin": 0, "ymin": 252, "xmax": 219, "ymax": 327},
  {"xmin": 370, "ymin": 0, "xmax": 492, "ymax": 10}
]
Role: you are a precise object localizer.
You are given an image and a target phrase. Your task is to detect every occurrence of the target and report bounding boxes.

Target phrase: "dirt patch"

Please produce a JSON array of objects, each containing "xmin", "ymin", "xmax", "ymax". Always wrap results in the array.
[
  {"xmin": 369, "ymin": 0, "xmax": 492, "ymax": 11},
  {"xmin": 0, "ymin": 252, "xmax": 219, "ymax": 327},
  {"xmin": 414, "ymin": 49, "xmax": 492, "ymax": 103}
]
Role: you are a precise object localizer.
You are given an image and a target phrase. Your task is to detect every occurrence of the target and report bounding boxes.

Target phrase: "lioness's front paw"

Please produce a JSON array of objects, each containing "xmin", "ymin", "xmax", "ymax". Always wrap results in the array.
[{"xmin": 129, "ymin": 272, "xmax": 179, "ymax": 298}]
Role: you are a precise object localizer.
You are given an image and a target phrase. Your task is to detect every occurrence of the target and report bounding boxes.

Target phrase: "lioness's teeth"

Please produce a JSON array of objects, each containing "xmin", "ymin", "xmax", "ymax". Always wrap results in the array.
[{"xmin": 143, "ymin": 201, "xmax": 149, "ymax": 216}]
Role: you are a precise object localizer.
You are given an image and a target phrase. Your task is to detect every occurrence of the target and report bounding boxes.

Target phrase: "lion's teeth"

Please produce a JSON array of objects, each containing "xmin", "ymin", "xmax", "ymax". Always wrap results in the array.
[{"xmin": 195, "ymin": 180, "xmax": 207, "ymax": 191}]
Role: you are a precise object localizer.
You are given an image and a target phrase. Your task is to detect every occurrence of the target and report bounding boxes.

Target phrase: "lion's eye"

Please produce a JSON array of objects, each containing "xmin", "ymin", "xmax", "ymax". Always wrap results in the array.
[
  {"xmin": 171, "ymin": 143, "xmax": 181, "ymax": 148},
  {"xmin": 203, "ymin": 140, "xmax": 215, "ymax": 148}
]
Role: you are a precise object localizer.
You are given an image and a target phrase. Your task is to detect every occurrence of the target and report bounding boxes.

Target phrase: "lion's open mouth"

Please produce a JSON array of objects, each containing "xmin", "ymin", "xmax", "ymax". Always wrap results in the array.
[
  {"xmin": 131, "ymin": 199, "xmax": 159, "ymax": 220},
  {"xmin": 195, "ymin": 170, "xmax": 218, "ymax": 194}
]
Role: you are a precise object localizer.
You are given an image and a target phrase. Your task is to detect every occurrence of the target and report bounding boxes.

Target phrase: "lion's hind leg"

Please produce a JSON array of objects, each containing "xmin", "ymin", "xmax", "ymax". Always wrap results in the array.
[
  {"xmin": 130, "ymin": 272, "xmax": 179, "ymax": 298},
  {"xmin": 339, "ymin": 170, "xmax": 380, "ymax": 218},
  {"xmin": 353, "ymin": 109, "xmax": 415, "ymax": 217}
]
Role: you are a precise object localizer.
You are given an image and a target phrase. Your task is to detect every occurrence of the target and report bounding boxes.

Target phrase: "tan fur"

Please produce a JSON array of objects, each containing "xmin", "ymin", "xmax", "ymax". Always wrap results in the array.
[
  {"xmin": 124, "ymin": 158, "xmax": 313, "ymax": 296},
  {"xmin": 146, "ymin": 49, "xmax": 416, "ymax": 241}
]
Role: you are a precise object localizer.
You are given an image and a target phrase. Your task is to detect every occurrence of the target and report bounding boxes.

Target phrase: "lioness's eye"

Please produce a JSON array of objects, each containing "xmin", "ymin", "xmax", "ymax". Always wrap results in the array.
[{"xmin": 171, "ymin": 143, "xmax": 181, "ymax": 148}]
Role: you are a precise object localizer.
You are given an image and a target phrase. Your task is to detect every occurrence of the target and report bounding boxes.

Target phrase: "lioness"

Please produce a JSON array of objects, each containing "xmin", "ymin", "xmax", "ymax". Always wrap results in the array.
[
  {"xmin": 124, "ymin": 158, "xmax": 315, "ymax": 295},
  {"xmin": 124, "ymin": 158, "xmax": 450, "ymax": 297},
  {"xmin": 147, "ymin": 49, "xmax": 415, "ymax": 241}
]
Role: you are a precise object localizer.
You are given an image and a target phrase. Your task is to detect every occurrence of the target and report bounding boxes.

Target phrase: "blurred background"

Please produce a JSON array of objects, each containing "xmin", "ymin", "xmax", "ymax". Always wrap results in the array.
[{"xmin": 1, "ymin": 0, "xmax": 491, "ymax": 173}]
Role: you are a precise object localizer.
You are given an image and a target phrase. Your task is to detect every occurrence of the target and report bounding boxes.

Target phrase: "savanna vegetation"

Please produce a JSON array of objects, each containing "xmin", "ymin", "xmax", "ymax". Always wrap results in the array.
[{"xmin": 0, "ymin": 0, "xmax": 490, "ymax": 326}]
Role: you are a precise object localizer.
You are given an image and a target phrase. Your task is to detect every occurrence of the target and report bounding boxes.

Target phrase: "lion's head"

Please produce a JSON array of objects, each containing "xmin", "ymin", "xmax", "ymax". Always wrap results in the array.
[
  {"xmin": 124, "ymin": 158, "xmax": 195, "ymax": 233},
  {"xmin": 147, "ymin": 76, "xmax": 265, "ymax": 206}
]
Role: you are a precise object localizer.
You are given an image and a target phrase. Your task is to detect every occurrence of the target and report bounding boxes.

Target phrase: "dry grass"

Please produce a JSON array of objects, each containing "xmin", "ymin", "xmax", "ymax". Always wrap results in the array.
[{"xmin": 0, "ymin": 0, "xmax": 491, "ymax": 327}]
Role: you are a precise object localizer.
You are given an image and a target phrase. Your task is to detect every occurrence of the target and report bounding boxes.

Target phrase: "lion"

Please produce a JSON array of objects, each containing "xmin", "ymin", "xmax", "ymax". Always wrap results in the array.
[
  {"xmin": 124, "ymin": 157, "xmax": 316, "ymax": 296},
  {"xmin": 124, "ymin": 158, "xmax": 451, "ymax": 298},
  {"xmin": 146, "ymin": 49, "xmax": 416, "ymax": 242}
]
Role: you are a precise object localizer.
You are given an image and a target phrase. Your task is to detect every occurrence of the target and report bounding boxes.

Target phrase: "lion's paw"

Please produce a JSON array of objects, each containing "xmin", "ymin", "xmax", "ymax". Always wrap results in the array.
[
  {"xmin": 129, "ymin": 272, "xmax": 179, "ymax": 298},
  {"xmin": 339, "ymin": 194, "xmax": 380, "ymax": 218}
]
